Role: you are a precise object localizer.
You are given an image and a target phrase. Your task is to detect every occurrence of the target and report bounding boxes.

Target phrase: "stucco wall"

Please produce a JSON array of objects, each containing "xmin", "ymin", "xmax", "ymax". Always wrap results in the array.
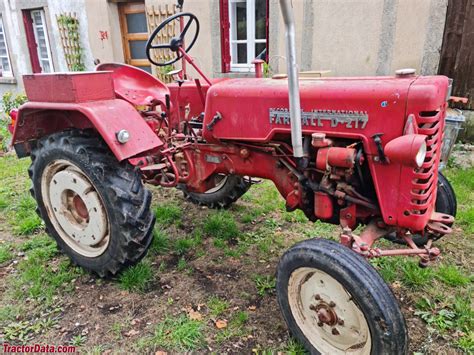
[
  {"xmin": 0, "ymin": 0, "xmax": 449, "ymax": 97},
  {"xmin": 268, "ymin": 0, "xmax": 448, "ymax": 77},
  {"xmin": 84, "ymin": 0, "xmax": 123, "ymax": 65},
  {"xmin": 138, "ymin": 0, "xmax": 448, "ymax": 79}
]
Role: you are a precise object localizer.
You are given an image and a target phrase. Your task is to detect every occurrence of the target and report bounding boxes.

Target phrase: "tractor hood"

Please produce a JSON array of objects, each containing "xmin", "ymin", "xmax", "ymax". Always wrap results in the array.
[{"xmin": 203, "ymin": 75, "xmax": 449, "ymax": 156}]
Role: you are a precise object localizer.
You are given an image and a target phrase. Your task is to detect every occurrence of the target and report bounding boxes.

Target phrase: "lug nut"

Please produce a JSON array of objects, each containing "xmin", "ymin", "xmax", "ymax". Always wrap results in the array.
[
  {"xmin": 332, "ymin": 328, "xmax": 340, "ymax": 335},
  {"xmin": 338, "ymin": 319, "xmax": 344, "ymax": 326},
  {"xmin": 317, "ymin": 321, "xmax": 323, "ymax": 327},
  {"xmin": 116, "ymin": 129, "xmax": 130, "ymax": 144},
  {"xmin": 314, "ymin": 294, "xmax": 321, "ymax": 300},
  {"xmin": 329, "ymin": 301, "xmax": 336, "ymax": 307},
  {"xmin": 309, "ymin": 304, "xmax": 316, "ymax": 311}
]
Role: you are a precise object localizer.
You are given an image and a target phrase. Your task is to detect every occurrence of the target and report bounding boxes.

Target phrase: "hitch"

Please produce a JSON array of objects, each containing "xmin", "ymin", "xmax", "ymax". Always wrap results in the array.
[{"xmin": 340, "ymin": 220, "xmax": 443, "ymax": 266}]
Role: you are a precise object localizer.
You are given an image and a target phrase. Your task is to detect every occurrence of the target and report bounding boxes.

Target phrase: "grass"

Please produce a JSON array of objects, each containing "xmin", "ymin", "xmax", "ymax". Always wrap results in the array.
[
  {"xmin": 241, "ymin": 180, "xmax": 284, "ymax": 216},
  {"xmin": 7, "ymin": 238, "xmax": 80, "ymax": 305},
  {"xmin": 111, "ymin": 322, "xmax": 124, "ymax": 340},
  {"xmin": 3, "ymin": 318, "xmax": 57, "ymax": 342},
  {"xmin": 0, "ymin": 243, "xmax": 13, "ymax": 264},
  {"xmin": 0, "ymin": 155, "xmax": 42, "ymax": 235},
  {"xmin": 118, "ymin": 261, "xmax": 154, "ymax": 293},
  {"xmin": 149, "ymin": 228, "xmax": 169, "ymax": 255},
  {"xmin": 254, "ymin": 274, "xmax": 276, "ymax": 296},
  {"xmin": 70, "ymin": 334, "xmax": 87, "ymax": 347},
  {"xmin": 155, "ymin": 202, "xmax": 182, "ymax": 226},
  {"xmin": 400, "ymin": 261, "xmax": 435, "ymax": 289},
  {"xmin": 445, "ymin": 167, "xmax": 474, "ymax": 234},
  {"xmin": 207, "ymin": 296, "xmax": 229, "ymax": 318},
  {"xmin": 173, "ymin": 229, "xmax": 203, "ymax": 256},
  {"xmin": 415, "ymin": 295, "xmax": 473, "ymax": 334},
  {"xmin": 435, "ymin": 264, "xmax": 471, "ymax": 287},
  {"xmin": 204, "ymin": 211, "xmax": 239, "ymax": 241},
  {"xmin": 214, "ymin": 310, "xmax": 251, "ymax": 344},
  {"xmin": 149, "ymin": 315, "xmax": 205, "ymax": 351},
  {"xmin": 177, "ymin": 257, "xmax": 192, "ymax": 273}
]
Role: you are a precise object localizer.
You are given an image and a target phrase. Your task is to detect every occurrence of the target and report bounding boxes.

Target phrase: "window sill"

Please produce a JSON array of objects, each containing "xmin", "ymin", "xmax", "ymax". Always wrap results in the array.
[
  {"xmin": 218, "ymin": 72, "xmax": 257, "ymax": 79},
  {"xmin": 0, "ymin": 77, "xmax": 17, "ymax": 84}
]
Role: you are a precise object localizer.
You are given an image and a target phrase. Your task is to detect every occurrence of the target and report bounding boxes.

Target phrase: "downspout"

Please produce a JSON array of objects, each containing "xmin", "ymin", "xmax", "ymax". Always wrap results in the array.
[{"xmin": 279, "ymin": 0, "xmax": 303, "ymax": 158}]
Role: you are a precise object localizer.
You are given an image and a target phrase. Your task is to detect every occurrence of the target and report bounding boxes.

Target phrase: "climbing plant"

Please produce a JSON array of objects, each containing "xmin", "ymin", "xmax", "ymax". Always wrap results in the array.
[{"xmin": 57, "ymin": 13, "xmax": 85, "ymax": 71}]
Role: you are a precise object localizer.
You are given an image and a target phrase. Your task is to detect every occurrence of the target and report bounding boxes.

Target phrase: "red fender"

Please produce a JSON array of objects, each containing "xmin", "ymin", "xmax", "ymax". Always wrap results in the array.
[{"xmin": 12, "ymin": 99, "xmax": 163, "ymax": 161}]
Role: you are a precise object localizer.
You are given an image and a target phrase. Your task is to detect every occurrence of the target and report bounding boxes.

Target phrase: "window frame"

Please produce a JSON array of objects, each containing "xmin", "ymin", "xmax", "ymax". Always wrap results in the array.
[
  {"xmin": 220, "ymin": 0, "xmax": 269, "ymax": 73},
  {"xmin": 0, "ymin": 15, "xmax": 14, "ymax": 77},
  {"xmin": 118, "ymin": 2, "xmax": 152, "ymax": 74},
  {"xmin": 30, "ymin": 9, "xmax": 53, "ymax": 73},
  {"xmin": 228, "ymin": 0, "xmax": 267, "ymax": 72}
]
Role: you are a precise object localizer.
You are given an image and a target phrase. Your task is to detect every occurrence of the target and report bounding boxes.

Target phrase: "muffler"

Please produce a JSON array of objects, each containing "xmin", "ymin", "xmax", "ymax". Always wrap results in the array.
[{"xmin": 279, "ymin": 0, "xmax": 303, "ymax": 158}]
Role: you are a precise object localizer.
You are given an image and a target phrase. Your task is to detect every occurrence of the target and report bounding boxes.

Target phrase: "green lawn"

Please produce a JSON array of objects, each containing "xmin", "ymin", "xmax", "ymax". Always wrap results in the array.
[{"xmin": 0, "ymin": 152, "xmax": 472, "ymax": 353}]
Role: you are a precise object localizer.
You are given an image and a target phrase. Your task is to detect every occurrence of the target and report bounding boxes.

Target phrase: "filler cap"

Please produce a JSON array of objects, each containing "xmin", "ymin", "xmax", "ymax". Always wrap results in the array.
[{"xmin": 395, "ymin": 68, "xmax": 416, "ymax": 77}]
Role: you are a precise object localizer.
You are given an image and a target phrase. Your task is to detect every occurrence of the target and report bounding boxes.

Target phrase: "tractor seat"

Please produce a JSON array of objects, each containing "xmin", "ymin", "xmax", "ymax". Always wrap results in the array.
[{"xmin": 96, "ymin": 63, "xmax": 170, "ymax": 108}]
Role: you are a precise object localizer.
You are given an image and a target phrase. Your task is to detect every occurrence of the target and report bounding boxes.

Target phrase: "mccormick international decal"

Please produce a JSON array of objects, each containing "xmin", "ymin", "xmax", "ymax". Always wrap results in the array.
[{"xmin": 269, "ymin": 108, "xmax": 369, "ymax": 129}]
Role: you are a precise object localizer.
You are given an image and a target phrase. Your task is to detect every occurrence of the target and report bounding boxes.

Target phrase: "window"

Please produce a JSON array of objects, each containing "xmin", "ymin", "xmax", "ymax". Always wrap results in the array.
[
  {"xmin": 220, "ymin": 0, "xmax": 268, "ymax": 73},
  {"xmin": 23, "ymin": 9, "xmax": 53, "ymax": 73},
  {"xmin": 0, "ymin": 16, "xmax": 13, "ymax": 77}
]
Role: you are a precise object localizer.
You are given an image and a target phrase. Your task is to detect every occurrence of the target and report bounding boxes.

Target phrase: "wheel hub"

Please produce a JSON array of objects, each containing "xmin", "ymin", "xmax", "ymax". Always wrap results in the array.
[
  {"xmin": 42, "ymin": 160, "xmax": 110, "ymax": 257},
  {"xmin": 72, "ymin": 194, "xmax": 89, "ymax": 220},
  {"xmin": 288, "ymin": 267, "xmax": 371, "ymax": 354},
  {"xmin": 311, "ymin": 302, "xmax": 338, "ymax": 327}
]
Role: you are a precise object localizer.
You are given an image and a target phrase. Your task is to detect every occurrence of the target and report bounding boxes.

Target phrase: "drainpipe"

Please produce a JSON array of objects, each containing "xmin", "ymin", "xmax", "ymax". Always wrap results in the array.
[{"xmin": 279, "ymin": 0, "xmax": 303, "ymax": 158}]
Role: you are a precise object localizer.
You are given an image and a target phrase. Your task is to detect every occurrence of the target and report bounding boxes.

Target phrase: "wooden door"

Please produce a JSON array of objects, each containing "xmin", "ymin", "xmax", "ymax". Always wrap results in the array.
[
  {"xmin": 119, "ymin": 2, "xmax": 151, "ymax": 73},
  {"xmin": 438, "ymin": 0, "xmax": 474, "ymax": 109}
]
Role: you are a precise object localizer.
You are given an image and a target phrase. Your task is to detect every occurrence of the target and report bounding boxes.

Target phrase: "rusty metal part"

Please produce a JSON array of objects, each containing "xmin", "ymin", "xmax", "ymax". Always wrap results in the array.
[
  {"xmin": 343, "ymin": 220, "xmax": 442, "ymax": 264},
  {"xmin": 316, "ymin": 147, "xmax": 356, "ymax": 170},
  {"xmin": 311, "ymin": 132, "xmax": 332, "ymax": 148},
  {"xmin": 313, "ymin": 303, "xmax": 339, "ymax": 327},
  {"xmin": 314, "ymin": 191, "xmax": 333, "ymax": 220}
]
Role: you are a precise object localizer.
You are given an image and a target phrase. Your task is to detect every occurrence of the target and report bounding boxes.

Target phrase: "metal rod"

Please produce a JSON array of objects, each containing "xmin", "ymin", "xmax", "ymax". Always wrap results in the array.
[
  {"xmin": 178, "ymin": 47, "xmax": 212, "ymax": 86},
  {"xmin": 279, "ymin": 0, "xmax": 303, "ymax": 158}
]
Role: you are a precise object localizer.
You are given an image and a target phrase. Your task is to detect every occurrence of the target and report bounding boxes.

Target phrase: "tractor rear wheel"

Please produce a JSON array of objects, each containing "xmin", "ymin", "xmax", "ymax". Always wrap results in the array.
[
  {"xmin": 180, "ymin": 174, "xmax": 250, "ymax": 209},
  {"xmin": 29, "ymin": 130, "xmax": 155, "ymax": 277},
  {"xmin": 276, "ymin": 238, "xmax": 408, "ymax": 354}
]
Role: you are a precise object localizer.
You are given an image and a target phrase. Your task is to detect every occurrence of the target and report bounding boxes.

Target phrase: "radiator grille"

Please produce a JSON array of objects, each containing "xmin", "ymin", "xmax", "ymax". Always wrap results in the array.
[{"xmin": 409, "ymin": 111, "xmax": 443, "ymax": 215}]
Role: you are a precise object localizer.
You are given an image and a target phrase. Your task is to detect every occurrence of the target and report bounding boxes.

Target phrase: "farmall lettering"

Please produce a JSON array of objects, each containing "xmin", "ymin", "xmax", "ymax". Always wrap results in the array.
[{"xmin": 269, "ymin": 108, "xmax": 369, "ymax": 129}]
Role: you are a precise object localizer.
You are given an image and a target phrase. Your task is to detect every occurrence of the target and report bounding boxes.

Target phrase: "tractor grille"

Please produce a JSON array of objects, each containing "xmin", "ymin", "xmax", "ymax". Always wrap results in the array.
[{"xmin": 409, "ymin": 111, "xmax": 444, "ymax": 215}]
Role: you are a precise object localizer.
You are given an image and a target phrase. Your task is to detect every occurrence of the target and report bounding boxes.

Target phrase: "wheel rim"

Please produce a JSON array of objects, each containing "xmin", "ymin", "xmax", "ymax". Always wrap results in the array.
[
  {"xmin": 41, "ymin": 160, "xmax": 110, "ymax": 257},
  {"xmin": 288, "ymin": 267, "xmax": 371, "ymax": 354},
  {"xmin": 205, "ymin": 175, "xmax": 229, "ymax": 194}
]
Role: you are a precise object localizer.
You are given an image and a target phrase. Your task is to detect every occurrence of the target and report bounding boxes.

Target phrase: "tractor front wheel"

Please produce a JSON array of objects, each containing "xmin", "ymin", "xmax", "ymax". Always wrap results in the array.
[
  {"xmin": 276, "ymin": 238, "xmax": 407, "ymax": 354},
  {"xmin": 29, "ymin": 131, "xmax": 155, "ymax": 277}
]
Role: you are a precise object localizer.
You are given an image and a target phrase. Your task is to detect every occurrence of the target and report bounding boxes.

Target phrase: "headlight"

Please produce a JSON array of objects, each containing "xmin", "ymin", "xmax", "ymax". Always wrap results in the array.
[
  {"xmin": 385, "ymin": 134, "xmax": 428, "ymax": 168},
  {"xmin": 415, "ymin": 141, "xmax": 427, "ymax": 167}
]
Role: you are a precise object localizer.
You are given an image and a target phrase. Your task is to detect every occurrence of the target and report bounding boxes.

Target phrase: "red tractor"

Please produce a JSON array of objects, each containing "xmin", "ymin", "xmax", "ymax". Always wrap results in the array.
[{"xmin": 9, "ymin": 1, "xmax": 458, "ymax": 353}]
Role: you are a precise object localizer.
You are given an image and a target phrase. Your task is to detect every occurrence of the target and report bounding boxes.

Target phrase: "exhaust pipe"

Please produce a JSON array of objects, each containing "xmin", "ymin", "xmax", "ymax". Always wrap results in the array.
[{"xmin": 279, "ymin": 0, "xmax": 303, "ymax": 158}]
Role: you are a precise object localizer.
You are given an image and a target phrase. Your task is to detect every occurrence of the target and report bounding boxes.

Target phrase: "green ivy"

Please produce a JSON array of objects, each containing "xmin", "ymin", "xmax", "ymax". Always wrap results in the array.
[{"xmin": 57, "ymin": 14, "xmax": 85, "ymax": 71}]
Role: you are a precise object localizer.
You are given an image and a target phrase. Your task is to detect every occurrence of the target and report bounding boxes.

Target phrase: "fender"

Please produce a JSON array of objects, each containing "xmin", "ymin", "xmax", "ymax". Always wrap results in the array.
[{"xmin": 12, "ymin": 99, "xmax": 163, "ymax": 161}]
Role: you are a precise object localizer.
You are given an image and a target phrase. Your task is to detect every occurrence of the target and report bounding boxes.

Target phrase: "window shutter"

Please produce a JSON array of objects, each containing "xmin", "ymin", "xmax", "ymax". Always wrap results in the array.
[
  {"xmin": 265, "ymin": 0, "xmax": 269, "ymax": 62},
  {"xmin": 22, "ymin": 10, "xmax": 41, "ymax": 73},
  {"xmin": 219, "ymin": 0, "xmax": 231, "ymax": 73}
]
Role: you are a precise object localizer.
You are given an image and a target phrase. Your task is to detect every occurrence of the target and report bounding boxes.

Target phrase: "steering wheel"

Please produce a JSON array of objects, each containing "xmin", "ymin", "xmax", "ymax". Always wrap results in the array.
[{"xmin": 146, "ymin": 12, "xmax": 199, "ymax": 67}]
